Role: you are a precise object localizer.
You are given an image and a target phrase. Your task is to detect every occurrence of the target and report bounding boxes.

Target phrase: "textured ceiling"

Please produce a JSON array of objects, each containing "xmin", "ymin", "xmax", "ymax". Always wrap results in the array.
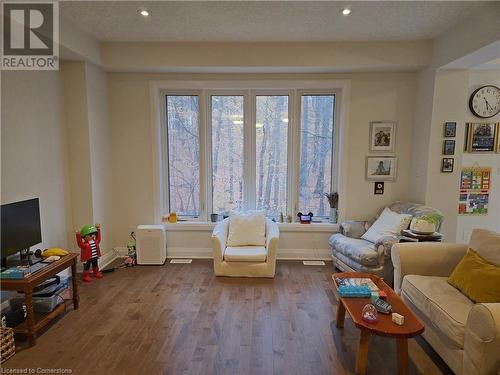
[{"xmin": 61, "ymin": 1, "xmax": 488, "ymax": 42}]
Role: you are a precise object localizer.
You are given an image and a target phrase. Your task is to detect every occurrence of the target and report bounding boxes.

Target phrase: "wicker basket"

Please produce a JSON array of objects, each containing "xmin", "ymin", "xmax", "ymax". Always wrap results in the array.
[{"xmin": 1, "ymin": 327, "xmax": 15, "ymax": 363}]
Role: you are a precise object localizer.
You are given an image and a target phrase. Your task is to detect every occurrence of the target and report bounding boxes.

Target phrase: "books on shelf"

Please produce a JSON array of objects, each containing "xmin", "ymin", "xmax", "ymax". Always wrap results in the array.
[{"xmin": 335, "ymin": 277, "xmax": 380, "ymax": 292}]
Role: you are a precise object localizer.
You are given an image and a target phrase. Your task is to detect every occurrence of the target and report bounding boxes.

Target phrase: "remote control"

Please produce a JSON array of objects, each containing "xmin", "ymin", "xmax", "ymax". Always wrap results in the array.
[{"xmin": 374, "ymin": 298, "xmax": 392, "ymax": 314}]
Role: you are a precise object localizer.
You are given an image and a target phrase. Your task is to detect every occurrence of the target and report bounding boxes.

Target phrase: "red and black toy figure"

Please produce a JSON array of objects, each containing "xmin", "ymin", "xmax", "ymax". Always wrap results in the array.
[{"xmin": 76, "ymin": 224, "xmax": 103, "ymax": 283}]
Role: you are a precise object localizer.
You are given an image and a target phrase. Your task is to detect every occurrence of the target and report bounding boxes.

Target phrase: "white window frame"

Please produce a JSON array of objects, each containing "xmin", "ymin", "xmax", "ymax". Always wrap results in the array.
[
  {"xmin": 150, "ymin": 79, "xmax": 350, "ymax": 223},
  {"xmin": 295, "ymin": 90, "xmax": 340, "ymax": 219}
]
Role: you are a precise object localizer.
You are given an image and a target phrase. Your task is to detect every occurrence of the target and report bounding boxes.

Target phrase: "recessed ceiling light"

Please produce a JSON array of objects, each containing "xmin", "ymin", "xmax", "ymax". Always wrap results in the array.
[
  {"xmin": 138, "ymin": 9, "xmax": 150, "ymax": 17},
  {"xmin": 342, "ymin": 8, "xmax": 351, "ymax": 16}
]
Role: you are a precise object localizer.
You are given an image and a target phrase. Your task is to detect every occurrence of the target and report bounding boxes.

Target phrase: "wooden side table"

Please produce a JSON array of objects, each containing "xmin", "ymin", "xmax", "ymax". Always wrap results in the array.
[
  {"xmin": 1, "ymin": 253, "xmax": 79, "ymax": 346},
  {"xmin": 399, "ymin": 229, "xmax": 442, "ymax": 243}
]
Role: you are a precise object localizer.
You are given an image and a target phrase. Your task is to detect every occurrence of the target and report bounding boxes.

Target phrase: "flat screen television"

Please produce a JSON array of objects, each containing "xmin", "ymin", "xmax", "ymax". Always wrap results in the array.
[{"xmin": 1, "ymin": 198, "xmax": 42, "ymax": 260}]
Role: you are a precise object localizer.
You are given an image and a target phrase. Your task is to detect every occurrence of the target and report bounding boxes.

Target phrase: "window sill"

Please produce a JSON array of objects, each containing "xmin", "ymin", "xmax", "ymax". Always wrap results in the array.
[{"xmin": 165, "ymin": 221, "xmax": 339, "ymax": 233}]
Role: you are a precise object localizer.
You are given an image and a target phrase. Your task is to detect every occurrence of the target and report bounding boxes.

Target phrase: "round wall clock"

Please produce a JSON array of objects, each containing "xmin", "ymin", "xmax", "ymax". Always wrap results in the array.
[{"xmin": 469, "ymin": 85, "xmax": 500, "ymax": 118}]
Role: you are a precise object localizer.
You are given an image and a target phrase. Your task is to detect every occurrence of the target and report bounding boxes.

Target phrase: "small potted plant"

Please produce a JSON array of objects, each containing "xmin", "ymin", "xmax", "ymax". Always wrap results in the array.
[
  {"xmin": 324, "ymin": 192, "xmax": 339, "ymax": 224},
  {"xmin": 410, "ymin": 213, "xmax": 442, "ymax": 234}
]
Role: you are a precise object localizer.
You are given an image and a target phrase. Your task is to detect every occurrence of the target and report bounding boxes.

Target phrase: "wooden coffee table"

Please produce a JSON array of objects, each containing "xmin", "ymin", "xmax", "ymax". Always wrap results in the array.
[{"xmin": 332, "ymin": 272, "xmax": 424, "ymax": 375}]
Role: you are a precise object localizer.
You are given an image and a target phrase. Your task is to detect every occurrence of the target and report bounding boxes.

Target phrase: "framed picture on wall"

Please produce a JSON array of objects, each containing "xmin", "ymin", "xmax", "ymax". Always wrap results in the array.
[
  {"xmin": 369, "ymin": 122, "xmax": 396, "ymax": 152},
  {"xmin": 441, "ymin": 158, "xmax": 454, "ymax": 173},
  {"xmin": 443, "ymin": 140, "xmax": 455, "ymax": 155},
  {"xmin": 443, "ymin": 122, "xmax": 456, "ymax": 137},
  {"xmin": 365, "ymin": 156, "xmax": 397, "ymax": 181},
  {"xmin": 466, "ymin": 122, "xmax": 498, "ymax": 152}
]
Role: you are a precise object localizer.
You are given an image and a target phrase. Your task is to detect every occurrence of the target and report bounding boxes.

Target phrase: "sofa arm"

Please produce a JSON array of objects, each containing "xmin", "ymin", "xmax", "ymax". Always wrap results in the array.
[
  {"xmin": 391, "ymin": 242, "xmax": 467, "ymax": 294},
  {"xmin": 266, "ymin": 219, "xmax": 279, "ymax": 262},
  {"xmin": 374, "ymin": 235, "xmax": 399, "ymax": 265},
  {"xmin": 211, "ymin": 219, "xmax": 229, "ymax": 262},
  {"xmin": 464, "ymin": 303, "xmax": 500, "ymax": 374},
  {"xmin": 340, "ymin": 220, "xmax": 369, "ymax": 239}
]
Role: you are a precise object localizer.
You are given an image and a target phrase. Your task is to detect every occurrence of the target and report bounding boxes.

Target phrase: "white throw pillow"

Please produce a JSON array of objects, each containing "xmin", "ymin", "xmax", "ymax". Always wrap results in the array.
[
  {"xmin": 227, "ymin": 212, "xmax": 266, "ymax": 247},
  {"xmin": 361, "ymin": 207, "xmax": 412, "ymax": 243}
]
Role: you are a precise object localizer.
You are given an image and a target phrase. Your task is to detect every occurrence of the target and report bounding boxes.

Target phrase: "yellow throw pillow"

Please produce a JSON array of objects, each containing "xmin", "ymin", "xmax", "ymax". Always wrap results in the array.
[{"xmin": 448, "ymin": 248, "xmax": 500, "ymax": 303}]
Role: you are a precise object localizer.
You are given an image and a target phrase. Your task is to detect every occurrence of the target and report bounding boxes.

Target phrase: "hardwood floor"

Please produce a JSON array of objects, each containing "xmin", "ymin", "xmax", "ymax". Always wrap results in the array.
[{"xmin": 4, "ymin": 260, "xmax": 448, "ymax": 375}]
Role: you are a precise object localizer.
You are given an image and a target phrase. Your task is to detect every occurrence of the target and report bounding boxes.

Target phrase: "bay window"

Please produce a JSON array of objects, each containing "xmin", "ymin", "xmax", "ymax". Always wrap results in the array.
[{"xmin": 161, "ymin": 84, "xmax": 339, "ymax": 222}]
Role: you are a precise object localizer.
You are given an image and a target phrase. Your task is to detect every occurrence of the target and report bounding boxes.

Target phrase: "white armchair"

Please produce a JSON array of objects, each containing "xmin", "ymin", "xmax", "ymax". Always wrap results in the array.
[{"xmin": 211, "ymin": 218, "xmax": 279, "ymax": 278}]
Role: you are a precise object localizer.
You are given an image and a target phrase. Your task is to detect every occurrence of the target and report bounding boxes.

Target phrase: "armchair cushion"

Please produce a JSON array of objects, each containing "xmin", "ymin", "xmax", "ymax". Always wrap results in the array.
[
  {"xmin": 227, "ymin": 212, "xmax": 266, "ymax": 247},
  {"xmin": 361, "ymin": 207, "xmax": 412, "ymax": 243},
  {"xmin": 329, "ymin": 234, "xmax": 378, "ymax": 267},
  {"xmin": 402, "ymin": 275, "xmax": 474, "ymax": 349},
  {"xmin": 339, "ymin": 220, "xmax": 369, "ymax": 239},
  {"xmin": 224, "ymin": 246, "xmax": 267, "ymax": 262}
]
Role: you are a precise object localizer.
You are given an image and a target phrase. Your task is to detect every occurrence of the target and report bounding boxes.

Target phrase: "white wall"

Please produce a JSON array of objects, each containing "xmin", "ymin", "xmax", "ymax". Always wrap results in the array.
[
  {"xmin": 1, "ymin": 71, "xmax": 73, "ymax": 250},
  {"xmin": 85, "ymin": 63, "xmax": 113, "ymax": 254},
  {"xmin": 456, "ymin": 69, "xmax": 500, "ymax": 242},
  {"xmin": 107, "ymin": 72, "xmax": 417, "ymax": 256},
  {"xmin": 62, "ymin": 62, "xmax": 94, "ymax": 235},
  {"xmin": 417, "ymin": 68, "xmax": 500, "ymax": 242},
  {"xmin": 424, "ymin": 70, "xmax": 470, "ymax": 241},
  {"xmin": 61, "ymin": 61, "xmax": 114, "ymax": 255}
]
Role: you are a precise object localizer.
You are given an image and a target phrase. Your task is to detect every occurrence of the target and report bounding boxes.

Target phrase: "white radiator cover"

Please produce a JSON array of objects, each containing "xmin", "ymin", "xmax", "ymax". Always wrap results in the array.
[{"xmin": 136, "ymin": 224, "xmax": 167, "ymax": 265}]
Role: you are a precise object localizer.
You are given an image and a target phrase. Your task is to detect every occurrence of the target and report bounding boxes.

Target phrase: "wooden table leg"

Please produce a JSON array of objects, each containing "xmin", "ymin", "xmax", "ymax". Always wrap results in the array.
[
  {"xmin": 24, "ymin": 288, "xmax": 36, "ymax": 346},
  {"xmin": 336, "ymin": 301, "xmax": 346, "ymax": 328},
  {"xmin": 397, "ymin": 338, "xmax": 408, "ymax": 375},
  {"xmin": 71, "ymin": 258, "xmax": 79, "ymax": 310},
  {"xmin": 355, "ymin": 329, "xmax": 370, "ymax": 375}
]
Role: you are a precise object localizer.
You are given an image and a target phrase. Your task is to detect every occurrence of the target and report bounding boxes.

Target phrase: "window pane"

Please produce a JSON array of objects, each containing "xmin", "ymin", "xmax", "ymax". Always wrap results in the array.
[
  {"xmin": 211, "ymin": 96, "xmax": 244, "ymax": 213},
  {"xmin": 166, "ymin": 95, "xmax": 200, "ymax": 216},
  {"xmin": 256, "ymin": 96, "xmax": 288, "ymax": 217},
  {"xmin": 299, "ymin": 95, "xmax": 335, "ymax": 218}
]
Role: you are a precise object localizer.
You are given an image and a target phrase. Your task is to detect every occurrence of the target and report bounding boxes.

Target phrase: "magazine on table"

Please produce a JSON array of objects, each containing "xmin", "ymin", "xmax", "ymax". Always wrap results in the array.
[{"xmin": 335, "ymin": 277, "xmax": 379, "ymax": 292}]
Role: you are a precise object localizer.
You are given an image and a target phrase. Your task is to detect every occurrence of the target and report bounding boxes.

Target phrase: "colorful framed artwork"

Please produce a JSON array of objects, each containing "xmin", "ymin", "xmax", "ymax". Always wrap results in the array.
[
  {"xmin": 466, "ymin": 122, "xmax": 498, "ymax": 152},
  {"xmin": 369, "ymin": 122, "xmax": 396, "ymax": 153},
  {"xmin": 444, "ymin": 122, "xmax": 456, "ymax": 137},
  {"xmin": 365, "ymin": 156, "xmax": 397, "ymax": 181},
  {"xmin": 443, "ymin": 140, "xmax": 455, "ymax": 155},
  {"xmin": 441, "ymin": 158, "xmax": 454, "ymax": 173}
]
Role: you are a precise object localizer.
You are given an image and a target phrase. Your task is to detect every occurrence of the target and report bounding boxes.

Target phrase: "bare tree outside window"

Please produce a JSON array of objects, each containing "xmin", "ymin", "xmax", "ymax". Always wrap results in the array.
[
  {"xmin": 211, "ymin": 96, "xmax": 244, "ymax": 213},
  {"xmin": 299, "ymin": 95, "xmax": 335, "ymax": 218},
  {"xmin": 256, "ymin": 96, "xmax": 288, "ymax": 217},
  {"xmin": 166, "ymin": 95, "xmax": 200, "ymax": 216}
]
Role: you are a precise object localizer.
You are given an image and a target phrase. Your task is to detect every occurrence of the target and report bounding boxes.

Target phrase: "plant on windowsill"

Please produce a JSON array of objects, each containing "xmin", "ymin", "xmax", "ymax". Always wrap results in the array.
[{"xmin": 324, "ymin": 192, "xmax": 339, "ymax": 224}]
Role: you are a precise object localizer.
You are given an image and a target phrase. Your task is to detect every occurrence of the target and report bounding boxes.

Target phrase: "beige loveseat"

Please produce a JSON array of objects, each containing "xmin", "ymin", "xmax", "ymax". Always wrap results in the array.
[
  {"xmin": 391, "ymin": 229, "xmax": 500, "ymax": 375},
  {"xmin": 211, "ymin": 218, "xmax": 279, "ymax": 277}
]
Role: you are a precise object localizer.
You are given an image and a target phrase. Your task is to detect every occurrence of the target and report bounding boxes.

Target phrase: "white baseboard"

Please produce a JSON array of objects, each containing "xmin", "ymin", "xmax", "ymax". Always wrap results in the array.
[
  {"xmin": 277, "ymin": 248, "xmax": 331, "ymax": 261},
  {"xmin": 166, "ymin": 247, "xmax": 332, "ymax": 261},
  {"xmin": 99, "ymin": 250, "xmax": 118, "ymax": 270},
  {"xmin": 168, "ymin": 248, "xmax": 212, "ymax": 259},
  {"xmin": 73, "ymin": 250, "xmax": 119, "ymax": 273}
]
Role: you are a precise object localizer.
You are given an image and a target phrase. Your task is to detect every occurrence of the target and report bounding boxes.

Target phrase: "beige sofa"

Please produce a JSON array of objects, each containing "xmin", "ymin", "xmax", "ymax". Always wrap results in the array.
[
  {"xmin": 211, "ymin": 218, "xmax": 279, "ymax": 277},
  {"xmin": 391, "ymin": 229, "xmax": 500, "ymax": 375}
]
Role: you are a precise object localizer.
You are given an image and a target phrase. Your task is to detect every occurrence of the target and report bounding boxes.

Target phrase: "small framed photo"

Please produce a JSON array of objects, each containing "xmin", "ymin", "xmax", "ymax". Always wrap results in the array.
[
  {"xmin": 366, "ymin": 156, "xmax": 397, "ymax": 181},
  {"xmin": 443, "ymin": 140, "xmax": 455, "ymax": 155},
  {"xmin": 369, "ymin": 122, "xmax": 396, "ymax": 152},
  {"xmin": 441, "ymin": 158, "xmax": 454, "ymax": 173},
  {"xmin": 443, "ymin": 122, "xmax": 456, "ymax": 137},
  {"xmin": 466, "ymin": 122, "xmax": 498, "ymax": 152}
]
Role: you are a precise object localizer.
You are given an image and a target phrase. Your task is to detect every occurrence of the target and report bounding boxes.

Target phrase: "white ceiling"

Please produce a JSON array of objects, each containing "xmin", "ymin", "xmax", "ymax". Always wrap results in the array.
[
  {"xmin": 61, "ymin": 1, "xmax": 489, "ymax": 42},
  {"xmin": 473, "ymin": 57, "xmax": 500, "ymax": 70}
]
